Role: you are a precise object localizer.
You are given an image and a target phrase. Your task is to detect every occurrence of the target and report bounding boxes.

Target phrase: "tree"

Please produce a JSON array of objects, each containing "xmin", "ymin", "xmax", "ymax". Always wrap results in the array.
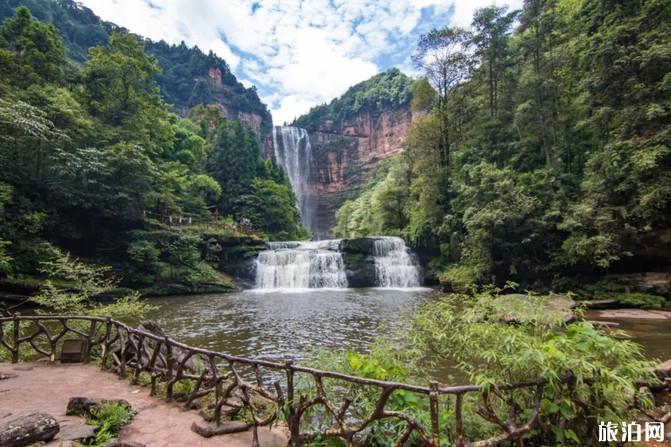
[
  {"xmin": 0, "ymin": 5, "xmax": 65, "ymax": 87},
  {"xmin": 471, "ymin": 5, "xmax": 519, "ymax": 117},
  {"xmin": 412, "ymin": 27, "xmax": 474, "ymax": 190},
  {"xmin": 83, "ymin": 32, "xmax": 173, "ymax": 154}
]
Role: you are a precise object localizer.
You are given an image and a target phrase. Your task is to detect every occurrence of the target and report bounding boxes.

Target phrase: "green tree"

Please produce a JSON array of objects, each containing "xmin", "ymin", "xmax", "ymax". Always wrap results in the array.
[{"xmin": 0, "ymin": 5, "xmax": 65, "ymax": 88}]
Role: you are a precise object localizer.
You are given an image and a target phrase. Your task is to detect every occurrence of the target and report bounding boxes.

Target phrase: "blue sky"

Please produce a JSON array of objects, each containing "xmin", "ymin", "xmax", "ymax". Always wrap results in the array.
[{"xmin": 79, "ymin": 0, "xmax": 521, "ymax": 123}]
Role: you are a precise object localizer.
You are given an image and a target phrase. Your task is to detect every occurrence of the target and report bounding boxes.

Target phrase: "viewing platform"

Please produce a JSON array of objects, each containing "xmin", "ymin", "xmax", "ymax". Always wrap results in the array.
[{"xmin": 0, "ymin": 361, "xmax": 286, "ymax": 446}]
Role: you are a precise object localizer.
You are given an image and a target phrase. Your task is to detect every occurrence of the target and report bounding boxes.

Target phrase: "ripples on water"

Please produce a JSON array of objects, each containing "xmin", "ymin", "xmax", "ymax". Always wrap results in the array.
[{"xmin": 147, "ymin": 288, "xmax": 435, "ymax": 363}]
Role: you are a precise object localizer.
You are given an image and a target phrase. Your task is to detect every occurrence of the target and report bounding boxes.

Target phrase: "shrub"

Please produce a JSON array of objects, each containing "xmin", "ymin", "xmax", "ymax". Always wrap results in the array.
[
  {"xmin": 614, "ymin": 292, "xmax": 667, "ymax": 309},
  {"xmin": 85, "ymin": 402, "xmax": 136, "ymax": 446},
  {"xmin": 304, "ymin": 291, "xmax": 657, "ymax": 446}
]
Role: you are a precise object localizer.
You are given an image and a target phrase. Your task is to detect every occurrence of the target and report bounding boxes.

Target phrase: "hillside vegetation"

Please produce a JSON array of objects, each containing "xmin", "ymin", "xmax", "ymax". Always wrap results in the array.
[
  {"xmin": 0, "ymin": 6, "xmax": 305, "ymax": 296},
  {"xmin": 335, "ymin": 0, "xmax": 671, "ymax": 291},
  {"xmin": 0, "ymin": 0, "xmax": 272, "ymax": 134},
  {"xmin": 294, "ymin": 68, "xmax": 415, "ymax": 132}
]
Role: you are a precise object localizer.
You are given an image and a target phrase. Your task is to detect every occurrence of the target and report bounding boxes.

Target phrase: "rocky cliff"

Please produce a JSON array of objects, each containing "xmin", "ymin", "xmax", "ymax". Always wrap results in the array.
[
  {"xmin": 307, "ymin": 107, "xmax": 418, "ymax": 236},
  {"xmin": 268, "ymin": 69, "xmax": 417, "ymax": 237}
]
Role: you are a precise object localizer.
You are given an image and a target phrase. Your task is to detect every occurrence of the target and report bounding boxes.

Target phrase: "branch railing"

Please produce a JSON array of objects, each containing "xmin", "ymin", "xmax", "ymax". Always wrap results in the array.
[{"xmin": 0, "ymin": 314, "xmax": 563, "ymax": 446}]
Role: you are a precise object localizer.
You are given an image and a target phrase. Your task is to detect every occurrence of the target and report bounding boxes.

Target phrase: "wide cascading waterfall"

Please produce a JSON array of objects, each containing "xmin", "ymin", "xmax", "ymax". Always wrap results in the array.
[
  {"xmin": 272, "ymin": 126, "xmax": 316, "ymax": 234},
  {"xmin": 255, "ymin": 240, "xmax": 347, "ymax": 290},
  {"xmin": 373, "ymin": 237, "xmax": 421, "ymax": 287}
]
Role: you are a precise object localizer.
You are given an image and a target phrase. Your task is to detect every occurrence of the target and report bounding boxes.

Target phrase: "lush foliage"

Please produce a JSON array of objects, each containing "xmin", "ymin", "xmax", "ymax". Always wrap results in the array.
[
  {"xmin": 30, "ymin": 249, "xmax": 155, "ymax": 320},
  {"xmin": 0, "ymin": 6, "xmax": 303, "ymax": 295},
  {"xmin": 294, "ymin": 68, "xmax": 414, "ymax": 131},
  {"xmin": 335, "ymin": 0, "xmax": 671, "ymax": 290}
]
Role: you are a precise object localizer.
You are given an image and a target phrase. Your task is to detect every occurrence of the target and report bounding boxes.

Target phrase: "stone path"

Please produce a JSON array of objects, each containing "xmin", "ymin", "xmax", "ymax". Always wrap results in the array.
[{"xmin": 0, "ymin": 362, "xmax": 287, "ymax": 446}]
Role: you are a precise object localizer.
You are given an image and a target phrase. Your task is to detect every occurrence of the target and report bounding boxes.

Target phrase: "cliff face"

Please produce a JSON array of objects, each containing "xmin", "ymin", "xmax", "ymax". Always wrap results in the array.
[
  {"xmin": 265, "ymin": 69, "xmax": 417, "ymax": 238},
  {"xmin": 264, "ymin": 107, "xmax": 416, "ymax": 238},
  {"xmin": 308, "ymin": 108, "xmax": 417, "ymax": 236},
  {"xmin": 190, "ymin": 67, "xmax": 268, "ymax": 138}
]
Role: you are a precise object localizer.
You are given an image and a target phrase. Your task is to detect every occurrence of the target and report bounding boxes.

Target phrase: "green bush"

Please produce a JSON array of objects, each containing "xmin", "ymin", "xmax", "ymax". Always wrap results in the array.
[
  {"xmin": 85, "ymin": 402, "xmax": 136, "ymax": 446},
  {"xmin": 438, "ymin": 263, "xmax": 483, "ymax": 292},
  {"xmin": 615, "ymin": 292, "xmax": 667, "ymax": 309},
  {"xmin": 305, "ymin": 291, "xmax": 656, "ymax": 446}
]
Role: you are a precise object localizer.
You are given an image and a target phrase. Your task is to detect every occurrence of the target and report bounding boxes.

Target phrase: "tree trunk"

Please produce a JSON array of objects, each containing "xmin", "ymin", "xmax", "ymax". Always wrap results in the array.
[{"xmin": 0, "ymin": 412, "xmax": 60, "ymax": 447}]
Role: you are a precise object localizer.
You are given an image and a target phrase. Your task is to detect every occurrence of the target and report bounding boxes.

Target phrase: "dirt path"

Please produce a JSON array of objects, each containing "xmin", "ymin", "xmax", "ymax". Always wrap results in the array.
[{"xmin": 0, "ymin": 362, "xmax": 287, "ymax": 446}]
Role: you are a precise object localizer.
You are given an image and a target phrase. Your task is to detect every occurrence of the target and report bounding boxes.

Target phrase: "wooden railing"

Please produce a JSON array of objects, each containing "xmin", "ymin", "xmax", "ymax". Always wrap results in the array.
[{"xmin": 0, "ymin": 314, "xmax": 553, "ymax": 446}]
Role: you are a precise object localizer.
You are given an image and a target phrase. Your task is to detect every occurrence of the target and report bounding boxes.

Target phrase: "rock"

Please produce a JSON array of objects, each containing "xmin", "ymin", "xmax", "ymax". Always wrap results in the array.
[
  {"xmin": 54, "ymin": 422, "xmax": 96, "ymax": 442},
  {"xmin": 606, "ymin": 272, "xmax": 671, "ymax": 296},
  {"xmin": 593, "ymin": 309, "xmax": 671, "ymax": 320},
  {"xmin": 655, "ymin": 360, "xmax": 671, "ymax": 379},
  {"xmin": 342, "ymin": 252, "xmax": 377, "ymax": 288},
  {"xmin": 0, "ymin": 412, "xmax": 60, "ymax": 447},
  {"xmin": 66, "ymin": 397, "xmax": 131, "ymax": 417},
  {"xmin": 577, "ymin": 299, "xmax": 620, "ymax": 309},
  {"xmin": 341, "ymin": 238, "xmax": 377, "ymax": 255},
  {"xmin": 639, "ymin": 386, "xmax": 655, "ymax": 405},
  {"xmin": 190, "ymin": 420, "xmax": 250, "ymax": 437}
]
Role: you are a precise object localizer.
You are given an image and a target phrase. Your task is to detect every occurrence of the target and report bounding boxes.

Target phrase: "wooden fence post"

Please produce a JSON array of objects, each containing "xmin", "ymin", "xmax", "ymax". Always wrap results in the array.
[
  {"xmin": 11, "ymin": 313, "xmax": 20, "ymax": 363},
  {"xmin": 430, "ymin": 380, "xmax": 440, "ymax": 446}
]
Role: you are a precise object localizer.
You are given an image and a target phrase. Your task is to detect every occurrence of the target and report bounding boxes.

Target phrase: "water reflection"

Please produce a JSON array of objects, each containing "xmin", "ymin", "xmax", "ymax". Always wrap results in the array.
[{"xmin": 147, "ymin": 288, "xmax": 434, "ymax": 363}]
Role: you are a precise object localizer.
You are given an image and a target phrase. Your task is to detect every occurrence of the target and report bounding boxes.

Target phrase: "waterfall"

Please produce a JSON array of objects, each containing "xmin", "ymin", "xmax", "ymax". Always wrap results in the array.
[
  {"xmin": 255, "ymin": 240, "xmax": 347, "ymax": 290},
  {"xmin": 272, "ymin": 126, "xmax": 316, "ymax": 234},
  {"xmin": 254, "ymin": 237, "xmax": 422, "ymax": 290},
  {"xmin": 373, "ymin": 237, "xmax": 421, "ymax": 288}
]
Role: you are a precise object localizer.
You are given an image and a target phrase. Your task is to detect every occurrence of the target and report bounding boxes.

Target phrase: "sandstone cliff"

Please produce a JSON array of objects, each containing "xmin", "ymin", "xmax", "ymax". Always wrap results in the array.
[
  {"xmin": 307, "ymin": 107, "xmax": 418, "ymax": 237},
  {"xmin": 266, "ymin": 69, "xmax": 417, "ymax": 237}
]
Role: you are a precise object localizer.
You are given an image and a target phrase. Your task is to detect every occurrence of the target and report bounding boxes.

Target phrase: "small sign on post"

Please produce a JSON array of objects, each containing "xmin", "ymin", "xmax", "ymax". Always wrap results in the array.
[{"xmin": 61, "ymin": 339, "xmax": 88, "ymax": 363}]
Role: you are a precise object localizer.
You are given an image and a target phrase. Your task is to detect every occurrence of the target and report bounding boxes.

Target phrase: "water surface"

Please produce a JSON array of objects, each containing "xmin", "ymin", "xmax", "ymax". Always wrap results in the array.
[
  {"xmin": 147, "ymin": 288, "xmax": 434, "ymax": 363},
  {"xmin": 146, "ymin": 291, "xmax": 671, "ymax": 377}
]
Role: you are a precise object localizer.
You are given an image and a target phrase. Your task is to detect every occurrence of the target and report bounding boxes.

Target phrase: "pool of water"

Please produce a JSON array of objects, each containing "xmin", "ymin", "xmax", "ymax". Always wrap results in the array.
[
  {"xmin": 145, "ymin": 291, "xmax": 671, "ymax": 379},
  {"xmin": 146, "ymin": 288, "xmax": 435, "ymax": 363}
]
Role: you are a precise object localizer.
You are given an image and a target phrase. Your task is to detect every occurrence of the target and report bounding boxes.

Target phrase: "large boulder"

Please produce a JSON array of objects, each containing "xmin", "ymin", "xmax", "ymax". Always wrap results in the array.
[
  {"xmin": 606, "ymin": 272, "xmax": 671, "ymax": 296},
  {"xmin": 655, "ymin": 359, "xmax": 671, "ymax": 379}
]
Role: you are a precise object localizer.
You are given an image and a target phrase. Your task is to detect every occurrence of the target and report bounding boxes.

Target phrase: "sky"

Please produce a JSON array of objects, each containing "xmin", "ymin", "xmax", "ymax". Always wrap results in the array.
[{"xmin": 78, "ymin": 0, "xmax": 522, "ymax": 124}]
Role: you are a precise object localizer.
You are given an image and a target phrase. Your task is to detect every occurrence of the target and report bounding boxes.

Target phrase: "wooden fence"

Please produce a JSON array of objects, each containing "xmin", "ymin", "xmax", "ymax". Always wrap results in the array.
[{"xmin": 0, "ymin": 314, "xmax": 568, "ymax": 446}]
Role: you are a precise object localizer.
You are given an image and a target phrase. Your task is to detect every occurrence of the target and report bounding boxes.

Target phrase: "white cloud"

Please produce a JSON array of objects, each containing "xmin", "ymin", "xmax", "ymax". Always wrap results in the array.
[
  {"xmin": 448, "ymin": 0, "xmax": 523, "ymax": 28},
  {"xmin": 78, "ymin": 0, "xmax": 522, "ymax": 124}
]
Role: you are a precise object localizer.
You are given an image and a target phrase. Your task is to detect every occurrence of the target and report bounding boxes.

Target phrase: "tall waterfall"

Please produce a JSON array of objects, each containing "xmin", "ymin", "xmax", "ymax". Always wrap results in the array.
[
  {"xmin": 272, "ymin": 126, "xmax": 316, "ymax": 234},
  {"xmin": 373, "ymin": 237, "xmax": 421, "ymax": 288},
  {"xmin": 255, "ymin": 240, "xmax": 347, "ymax": 290}
]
